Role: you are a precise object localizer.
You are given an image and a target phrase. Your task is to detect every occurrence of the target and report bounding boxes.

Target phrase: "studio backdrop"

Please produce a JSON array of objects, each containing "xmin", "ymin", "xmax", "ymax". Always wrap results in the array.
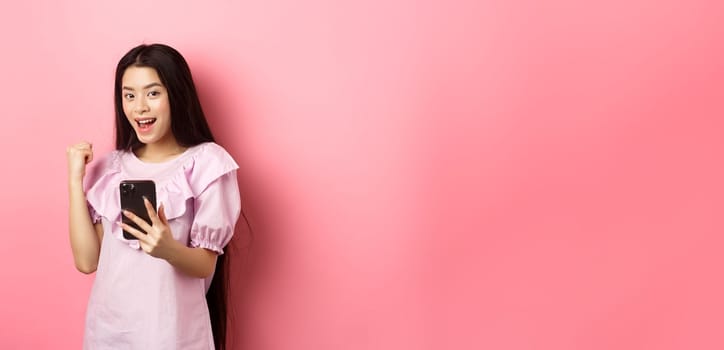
[{"xmin": 0, "ymin": 1, "xmax": 722, "ymax": 349}]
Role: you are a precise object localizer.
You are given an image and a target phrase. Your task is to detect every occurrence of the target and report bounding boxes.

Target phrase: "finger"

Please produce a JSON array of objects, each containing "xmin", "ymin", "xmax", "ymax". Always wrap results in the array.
[
  {"xmin": 70, "ymin": 144, "xmax": 91, "ymax": 155},
  {"xmin": 158, "ymin": 203, "xmax": 168, "ymax": 225},
  {"xmin": 119, "ymin": 221, "xmax": 148, "ymax": 242},
  {"xmin": 143, "ymin": 197, "xmax": 160, "ymax": 225},
  {"xmin": 75, "ymin": 142, "xmax": 91, "ymax": 150},
  {"xmin": 122, "ymin": 209, "xmax": 154, "ymax": 233},
  {"xmin": 68, "ymin": 145, "xmax": 84, "ymax": 155},
  {"xmin": 82, "ymin": 149, "xmax": 94, "ymax": 163}
]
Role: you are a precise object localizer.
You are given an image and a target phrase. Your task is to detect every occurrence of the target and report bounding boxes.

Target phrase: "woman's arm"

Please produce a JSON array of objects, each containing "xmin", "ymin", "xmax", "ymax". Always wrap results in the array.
[
  {"xmin": 67, "ymin": 142, "xmax": 103, "ymax": 274},
  {"xmin": 164, "ymin": 245, "xmax": 217, "ymax": 278}
]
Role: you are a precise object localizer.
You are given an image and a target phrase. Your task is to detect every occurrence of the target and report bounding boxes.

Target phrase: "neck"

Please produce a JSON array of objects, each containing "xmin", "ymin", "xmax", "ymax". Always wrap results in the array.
[{"xmin": 135, "ymin": 138, "xmax": 187, "ymax": 163}]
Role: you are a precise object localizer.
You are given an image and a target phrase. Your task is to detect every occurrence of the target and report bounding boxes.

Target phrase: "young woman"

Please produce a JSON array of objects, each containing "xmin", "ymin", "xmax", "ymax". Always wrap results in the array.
[{"xmin": 67, "ymin": 43, "xmax": 240, "ymax": 349}]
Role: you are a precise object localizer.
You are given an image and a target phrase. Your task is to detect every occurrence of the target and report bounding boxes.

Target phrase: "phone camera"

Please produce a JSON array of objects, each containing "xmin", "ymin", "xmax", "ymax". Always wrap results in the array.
[{"xmin": 120, "ymin": 183, "xmax": 135, "ymax": 196}]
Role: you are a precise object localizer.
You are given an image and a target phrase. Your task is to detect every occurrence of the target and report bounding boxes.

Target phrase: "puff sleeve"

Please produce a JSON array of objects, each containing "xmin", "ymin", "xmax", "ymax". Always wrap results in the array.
[
  {"xmin": 188, "ymin": 170, "xmax": 241, "ymax": 255},
  {"xmin": 87, "ymin": 204, "xmax": 102, "ymax": 224},
  {"xmin": 83, "ymin": 150, "xmax": 122, "ymax": 225}
]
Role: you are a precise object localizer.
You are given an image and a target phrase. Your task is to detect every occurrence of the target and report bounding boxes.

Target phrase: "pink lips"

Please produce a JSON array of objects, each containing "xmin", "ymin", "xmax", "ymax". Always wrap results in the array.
[{"xmin": 135, "ymin": 118, "xmax": 156, "ymax": 133}]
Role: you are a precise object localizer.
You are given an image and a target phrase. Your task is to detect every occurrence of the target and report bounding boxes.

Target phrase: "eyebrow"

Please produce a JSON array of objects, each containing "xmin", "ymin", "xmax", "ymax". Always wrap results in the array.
[{"xmin": 122, "ymin": 82, "xmax": 163, "ymax": 91}]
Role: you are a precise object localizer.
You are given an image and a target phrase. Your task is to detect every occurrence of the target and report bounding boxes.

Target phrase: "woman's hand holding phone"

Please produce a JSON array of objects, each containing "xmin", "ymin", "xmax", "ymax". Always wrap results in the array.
[{"xmin": 120, "ymin": 198, "xmax": 182, "ymax": 260}]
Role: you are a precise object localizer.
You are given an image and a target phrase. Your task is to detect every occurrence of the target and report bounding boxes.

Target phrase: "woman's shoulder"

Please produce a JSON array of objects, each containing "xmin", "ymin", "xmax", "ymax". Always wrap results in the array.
[
  {"xmin": 83, "ymin": 149, "xmax": 128, "ymax": 195},
  {"xmin": 85, "ymin": 150, "xmax": 124, "ymax": 181},
  {"xmin": 188, "ymin": 142, "xmax": 238, "ymax": 169},
  {"xmin": 180, "ymin": 142, "xmax": 238, "ymax": 195},
  {"xmin": 193, "ymin": 142, "xmax": 234, "ymax": 157}
]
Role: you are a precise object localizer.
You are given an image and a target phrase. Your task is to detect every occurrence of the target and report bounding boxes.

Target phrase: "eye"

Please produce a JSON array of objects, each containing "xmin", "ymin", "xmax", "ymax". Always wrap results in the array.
[
  {"xmin": 148, "ymin": 91, "xmax": 161, "ymax": 98},
  {"xmin": 124, "ymin": 93, "xmax": 135, "ymax": 100}
]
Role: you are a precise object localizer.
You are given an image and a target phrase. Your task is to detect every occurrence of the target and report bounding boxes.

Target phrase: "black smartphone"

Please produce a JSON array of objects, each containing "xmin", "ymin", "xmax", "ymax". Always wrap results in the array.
[{"xmin": 119, "ymin": 180, "xmax": 157, "ymax": 240}]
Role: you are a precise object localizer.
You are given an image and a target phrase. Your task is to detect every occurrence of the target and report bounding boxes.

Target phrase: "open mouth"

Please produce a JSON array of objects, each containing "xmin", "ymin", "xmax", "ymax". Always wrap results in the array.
[{"xmin": 136, "ymin": 118, "xmax": 157, "ymax": 130}]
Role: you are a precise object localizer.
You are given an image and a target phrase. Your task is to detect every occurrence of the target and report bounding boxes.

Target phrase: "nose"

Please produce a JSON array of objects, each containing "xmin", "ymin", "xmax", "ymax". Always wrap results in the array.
[{"xmin": 135, "ymin": 96, "xmax": 150, "ymax": 115}]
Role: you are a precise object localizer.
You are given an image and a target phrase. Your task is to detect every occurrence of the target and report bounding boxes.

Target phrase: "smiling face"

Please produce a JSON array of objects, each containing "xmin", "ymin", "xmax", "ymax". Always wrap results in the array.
[{"xmin": 121, "ymin": 66, "xmax": 175, "ymax": 147}]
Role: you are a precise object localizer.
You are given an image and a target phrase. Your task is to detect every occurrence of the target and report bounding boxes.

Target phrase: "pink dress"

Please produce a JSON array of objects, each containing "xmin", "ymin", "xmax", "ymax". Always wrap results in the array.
[{"xmin": 82, "ymin": 142, "xmax": 240, "ymax": 349}]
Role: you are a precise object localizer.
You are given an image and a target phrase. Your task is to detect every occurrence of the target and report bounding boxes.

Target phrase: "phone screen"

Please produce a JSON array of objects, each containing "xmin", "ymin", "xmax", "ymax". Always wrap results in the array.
[{"xmin": 119, "ymin": 180, "xmax": 157, "ymax": 240}]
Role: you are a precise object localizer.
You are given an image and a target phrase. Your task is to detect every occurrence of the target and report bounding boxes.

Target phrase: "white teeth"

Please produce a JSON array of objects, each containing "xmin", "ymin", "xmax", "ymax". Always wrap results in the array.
[{"xmin": 138, "ymin": 119, "xmax": 156, "ymax": 125}]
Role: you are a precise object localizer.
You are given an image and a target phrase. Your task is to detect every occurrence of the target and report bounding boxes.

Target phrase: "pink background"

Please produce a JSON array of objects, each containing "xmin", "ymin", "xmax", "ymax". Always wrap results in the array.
[{"xmin": 1, "ymin": 0, "xmax": 723, "ymax": 349}]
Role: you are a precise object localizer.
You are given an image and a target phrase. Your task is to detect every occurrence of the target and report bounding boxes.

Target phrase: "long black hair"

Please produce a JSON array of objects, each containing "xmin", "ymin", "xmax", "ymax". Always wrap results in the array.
[{"xmin": 114, "ymin": 43, "xmax": 229, "ymax": 350}]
